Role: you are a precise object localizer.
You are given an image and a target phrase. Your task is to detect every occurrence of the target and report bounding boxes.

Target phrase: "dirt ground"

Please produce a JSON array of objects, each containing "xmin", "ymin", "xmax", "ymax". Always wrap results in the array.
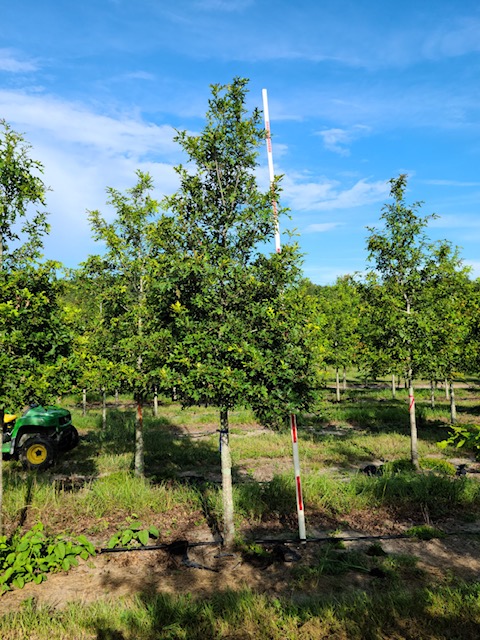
[{"xmin": 2, "ymin": 516, "xmax": 480, "ymax": 614}]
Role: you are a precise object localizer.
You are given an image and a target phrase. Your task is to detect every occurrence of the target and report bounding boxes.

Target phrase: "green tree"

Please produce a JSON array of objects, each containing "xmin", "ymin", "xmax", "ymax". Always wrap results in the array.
[
  {"xmin": 161, "ymin": 78, "xmax": 321, "ymax": 546},
  {"xmin": 362, "ymin": 174, "xmax": 467, "ymax": 468},
  {"xmin": 0, "ymin": 121, "xmax": 67, "ymax": 531},
  {"xmin": 417, "ymin": 246, "xmax": 471, "ymax": 421},
  {"xmin": 0, "ymin": 119, "xmax": 49, "ymax": 266},
  {"xmin": 86, "ymin": 171, "xmax": 164, "ymax": 476},
  {"xmin": 315, "ymin": 276, "xmax": 360, "ymax": 401}
]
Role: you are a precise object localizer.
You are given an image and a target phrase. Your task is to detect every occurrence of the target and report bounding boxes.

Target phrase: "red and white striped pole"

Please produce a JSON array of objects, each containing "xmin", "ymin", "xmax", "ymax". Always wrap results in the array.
[
  {"xmin": 263, "ymin": 88, "xmax": 306, "ymax": 541},
  {"xmin": 262, "ymin": 88, "xmax": 281, "ymax": 254},
  {"xmin": 290, "ymin": 414, "xmax": 306, "ymax": 540}
]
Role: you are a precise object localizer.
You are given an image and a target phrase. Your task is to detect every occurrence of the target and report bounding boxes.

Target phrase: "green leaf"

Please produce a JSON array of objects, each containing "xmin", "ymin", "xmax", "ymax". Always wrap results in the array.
[
  {"xmin": 121, "ymin": 530, "xmax": 134, "ymax": 546},
  {"xmin": 138, "ymin": 530, "xmax": 149, "ymax": 546},
  {"xmin": 13, "ymin": 575, "xmax": 25, "ymax": 589}
]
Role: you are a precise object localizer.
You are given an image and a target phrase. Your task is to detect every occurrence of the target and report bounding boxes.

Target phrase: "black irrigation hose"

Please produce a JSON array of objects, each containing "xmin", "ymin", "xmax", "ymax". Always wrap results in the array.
[
  {"xmin": 98, "ymin": 529, "xmax": 480, "ymax": 554},
  {"xmin": 99, "ymin": 540, "xmax": 220, "ymax": 554}
]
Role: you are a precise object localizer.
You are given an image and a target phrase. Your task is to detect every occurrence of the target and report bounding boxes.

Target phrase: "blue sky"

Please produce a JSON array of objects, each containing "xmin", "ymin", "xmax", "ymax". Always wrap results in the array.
[{"xmin": 1, "ymin": 0, "xmax": 480, "ymax": 284}]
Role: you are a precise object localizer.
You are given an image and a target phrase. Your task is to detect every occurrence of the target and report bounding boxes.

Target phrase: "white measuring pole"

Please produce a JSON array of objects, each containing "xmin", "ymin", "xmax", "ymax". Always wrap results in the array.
[
  {"xmin": 262, "ymin": 89, "xmax": 281, "ymax": 253},
  {"xmin": 263, "ymin": 88, "xmax": 306, "ymax": 541},
  {"xmin": 290, "ymin": 414, "xmax": 306, "ymax": 540}
]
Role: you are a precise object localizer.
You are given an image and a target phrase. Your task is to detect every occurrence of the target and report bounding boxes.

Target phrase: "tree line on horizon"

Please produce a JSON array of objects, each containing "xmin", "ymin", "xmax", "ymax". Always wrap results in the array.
[{"xmin": 2, "ymin": 78, "xmax": 480, "ymax": 543}]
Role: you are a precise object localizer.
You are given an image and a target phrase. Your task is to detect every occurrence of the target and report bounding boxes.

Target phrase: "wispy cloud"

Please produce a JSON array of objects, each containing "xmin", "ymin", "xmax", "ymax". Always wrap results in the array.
[
  {"xmin": 0, "ymin": 49, "xmax": 38, "ymax": 73},
  {"xmin": 304, "ymin": 222, "xmax": 342, "ymax": 233},
  {"xmin": 0, "ymin": 89, "xmax": 181, "ymax": 265},
  {"xmin": 423, "ymin": 17, "xmax": 480, "ymax": 60},
  {"xmin": 283, "ymin": 174, "xmax": 389, "ymax": 212},
  {"xmin": 423, "ymin": 179, "xmax": 480, "ymax": 187},
  {"xmin": 0, "ymin": 90, "xmax": 177, "ymax": 157},
  {"xmin": 193, "ymin": 0, "xmax": 253, "ymax": 11},
  {"xmin": 317, "ymin": 125, "xmax": 371, "ymax": 156}
]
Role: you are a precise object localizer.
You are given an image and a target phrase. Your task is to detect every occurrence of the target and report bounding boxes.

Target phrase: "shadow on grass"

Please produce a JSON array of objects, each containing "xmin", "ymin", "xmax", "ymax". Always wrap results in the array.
[
  {"xmin": 303, "ymin": 396, "xmax": 458, "ymax": 444},
  {"xmin": 85, "ymin": 578, "xmax": 480, "ymax": 640}
]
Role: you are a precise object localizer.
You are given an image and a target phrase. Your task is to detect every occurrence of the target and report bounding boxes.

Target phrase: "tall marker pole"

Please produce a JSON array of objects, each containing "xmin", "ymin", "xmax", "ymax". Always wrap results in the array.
[
  {"xmin": 262, "ymin": 89, "xmax": 281, "ymax": 254},
  {"xmin": 262, "ymin": 88, "xmax": 306, "ymax": 541}
]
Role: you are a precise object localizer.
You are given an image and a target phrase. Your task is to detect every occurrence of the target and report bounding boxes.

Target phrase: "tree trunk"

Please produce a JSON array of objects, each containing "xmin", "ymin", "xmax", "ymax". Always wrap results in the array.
[
  {"xmin": 135, "ymin": 398, "xmax": 144, "ymax": 477},
  {"xmin": 82, "ymin": 388, "xmax": 87, "ymax": 417},
  {"xmin": 335, "ymin": 368, "xmax": 341, "ymax": 402},
  {"xmin": 342, "ymin": 367, "xmax": 347, "ymax": 392},
  {"xmin": 135, "ymin": 273, "xmax": 145, "ymax": 476},
  {"xmin": 102, "ymin": 388, "xmax": 106, "ymax": 430},
  {"xmin": 115, "ymin": 390, "xmax": 119, "ymax": 407},
  {"xmin": 449, "ymin": 380, "xmax": 457, "ymax": 424},
  {"xmin": 153, "ymin": 386, "xmax": 158, "ymax": 417},
  {"xmin": 391, "ymin": 374, "xmax": 396, "ymax": 399},
  {"xmin": 408, "ymin": 378, "xmax": 419, "ymax": 470},
  {"xmin": 430, "ymin": 380, "xmax": 435, "ymax": 409},
  {"xmin": 445, "ymin": 379, "xmax": 449, "ymax": 400},
  {"xmin": 0, "ymin": 408, "xmax": 4, "ymax": 535},
  {"xmin": 220, "ymin": 407, "xmax": 235, "ymax": 548}
]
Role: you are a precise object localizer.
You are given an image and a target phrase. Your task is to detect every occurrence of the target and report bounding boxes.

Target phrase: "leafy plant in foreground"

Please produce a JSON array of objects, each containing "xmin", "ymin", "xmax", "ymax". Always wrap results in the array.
[
  {"xmin": 107, "ymin": 516, "xmax": 159, "ymax": 548},
  {"xmin": 438, "ymin": 423, "xmax": 480, "ymax": 458},
  {"xmin": 0, "ymin": 523, "xmax": 96, "ymax": 592}
]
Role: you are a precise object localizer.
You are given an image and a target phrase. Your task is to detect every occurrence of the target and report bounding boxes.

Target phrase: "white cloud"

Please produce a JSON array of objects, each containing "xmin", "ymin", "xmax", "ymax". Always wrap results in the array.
[
  {"xmin": 0, "ymin": 49, "xmax": 38, "ymax": 73},
  {"xmin": 317, "ymin": 125, "xmax": 371, "ymax": 156},
  {"xmin": 0, "ymin": 90, "xmax": 177, "ymax": 157},
  {"xmin": 0, "ymin": 90, "xmax": 182, "ymax": 266},
  {"xmin": 282, "ymin": 174, "xmax": 389, "ymax": 212},
  {"xmin": 304, "ymin": 222, "xmax": 342, "ymax": 233}
]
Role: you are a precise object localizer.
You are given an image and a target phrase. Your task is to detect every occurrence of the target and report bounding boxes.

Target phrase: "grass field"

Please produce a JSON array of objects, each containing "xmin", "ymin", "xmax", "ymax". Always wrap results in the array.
[{"xmin": 2, "ymin": 378, "xmax": 480, "ymax": 638}]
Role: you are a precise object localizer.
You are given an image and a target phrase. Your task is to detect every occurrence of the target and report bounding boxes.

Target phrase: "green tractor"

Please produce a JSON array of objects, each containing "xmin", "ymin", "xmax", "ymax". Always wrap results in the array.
[{"xmin": 2, "ymin": 404, "xmax": 79, "ymax": 471}]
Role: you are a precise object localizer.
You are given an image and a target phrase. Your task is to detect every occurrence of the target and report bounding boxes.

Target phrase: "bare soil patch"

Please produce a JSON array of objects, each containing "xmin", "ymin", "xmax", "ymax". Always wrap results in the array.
[{"xmin": 3, "ymin": 513, "xmax": 480, "ymax": 614}]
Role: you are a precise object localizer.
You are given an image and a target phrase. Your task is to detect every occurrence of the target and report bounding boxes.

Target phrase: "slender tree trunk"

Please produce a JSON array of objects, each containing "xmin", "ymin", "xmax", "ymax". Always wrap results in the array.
[
  {"xmin": 335, "ymin": 367, "xmax": 341, "ymax": 402},
  {"xmin": 135, "ymin": 397, "xmax": 144, "ymax": 477},
  {"xmin": 153, "ymin": 386, "xmax": 158, "ymax": 417},
  {"xmin": 445, "ymin": 379, "xmax": 450, "ymax": 400},
  {"xmin": 392, "ymin": 374, "xmax": 396, "ymax": 399},
  {"xmin": 115, "ymin": 390, "xmax": 119, "ymax": 407},
  {"xmin": 449, "ymin": 380, "xmax": 457, "ymax": 424},
  {"xmin": 135, "ymin": 272, "xmax": 145, "ymax": 476},
  {"xmin": 430, "ymin": 380, "xmax": 435, "ymax": 409},
  {"xmin": 82, "ymin": 388, "xmax": 87, "ymax": 417},
  {"xmin": 408, "ymin": 376, "xmax": 419, "ymax": 470},
  {"xmin": 0, "ymin": 408, "xmax": 4, "ymax": 535},
  {"xmin": 343, "ymin": 367, "xmax": 347, "ymax": 392},
  {"xmin": 220, "ymin": 407, "xmax": 234, "ymax": 547},
  {"xmin": 102, "ymin": 388, "xmax": 107, "ymax": 430}
]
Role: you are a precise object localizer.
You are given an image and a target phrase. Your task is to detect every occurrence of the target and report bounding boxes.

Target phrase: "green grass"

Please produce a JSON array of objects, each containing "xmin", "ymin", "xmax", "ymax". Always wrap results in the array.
[
  {"xmin": 3, "ymin": 584, "xmax": 480, "ymax": 639},
  {"xmin": 4, "ymin": 385, "xmax": 480, "ymax": 637}
]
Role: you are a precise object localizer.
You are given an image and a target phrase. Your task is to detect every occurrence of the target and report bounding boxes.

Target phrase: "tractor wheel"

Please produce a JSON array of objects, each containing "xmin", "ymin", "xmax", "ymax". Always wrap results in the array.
[
  {"xmin": 65, "ymin": 426, "xmax": 79, "ymax": 451},
  {"xmin": 20, "ymin": 436, "xmax": 55, "ymax": 471}
]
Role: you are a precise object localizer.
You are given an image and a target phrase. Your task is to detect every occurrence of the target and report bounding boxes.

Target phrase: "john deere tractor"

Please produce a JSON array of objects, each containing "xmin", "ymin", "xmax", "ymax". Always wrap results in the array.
[{"xmin": 2, "ymin": 404, "xmax": 79, "ymax": 471}]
